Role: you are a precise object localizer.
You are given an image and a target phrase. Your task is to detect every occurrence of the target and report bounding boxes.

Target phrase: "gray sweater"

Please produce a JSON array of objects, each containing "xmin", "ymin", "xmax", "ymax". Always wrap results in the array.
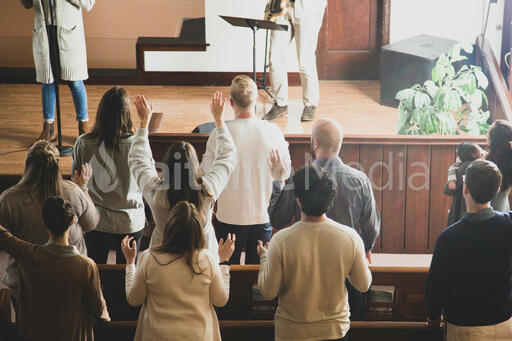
[
  {"xmin": 73, "ymin": 134, "xmax": 145, "ymax": 234},
  {"xmin": 20, "ymin": 0, "xmax": 94, "ymax": 83}
]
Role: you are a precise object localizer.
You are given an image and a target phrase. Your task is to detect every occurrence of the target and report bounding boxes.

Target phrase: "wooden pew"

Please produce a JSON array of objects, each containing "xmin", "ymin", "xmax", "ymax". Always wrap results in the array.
[
  {"xmin": 97, "ymin": 255, "xmax": 431, "ymax": 323},
  {"xmin": 93, "ymin": 320, "xmax": 443, "ymax": 341},
  {"xmin": 149, "ymin": 133, "xmax": 487, "ymax": 254}
]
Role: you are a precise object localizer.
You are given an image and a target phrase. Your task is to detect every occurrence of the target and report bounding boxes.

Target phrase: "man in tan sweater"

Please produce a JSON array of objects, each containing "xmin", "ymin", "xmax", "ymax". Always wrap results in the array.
[
  {"xmin": 0, "ymin": 196, "xmax": 109, "ymax": 341},
  {"xmin": 257, "ymin": 166, "xmax": 372, "ymax": 341}
]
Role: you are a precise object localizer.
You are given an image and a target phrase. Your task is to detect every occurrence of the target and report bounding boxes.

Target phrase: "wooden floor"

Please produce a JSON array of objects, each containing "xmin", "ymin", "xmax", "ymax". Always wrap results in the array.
[{"xmin": 0, "ymin": 81, "xmax": 397, "ymax": 176}]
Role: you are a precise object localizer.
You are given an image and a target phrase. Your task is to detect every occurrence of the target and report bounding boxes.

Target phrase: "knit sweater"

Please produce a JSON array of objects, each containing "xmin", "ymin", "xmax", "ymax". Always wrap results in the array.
[
  {"xmin": 0, "ymin": 225, "xmax": 110, "ymax": 341},
  {"xmin": 258, "ymin": 218, "xmax": 372, "ymax": 341},
  {"xmin": 128, "ymin": 126, "xmax": 236, "ymax": 262},
  {"xmin": 125, "ymin": 249, "xmax": 230, "ymax": 341},
  {"xmin": 73, "ymin": 134, "xmax": 145, "ymax": 234},
  {"xmin": 0, "ymin": 180, "xmax": 99, "ymax": 292},
  {"xmin": 20, "ymin": 0, "xmax": 94, "ymax": 83},
  {"xmin": 201, "ymin": 117, "xmax": 291, "ymax": 225},
  {"xmin": 426, "ymin": 208, "xmax": 512, "ymax": 326}
]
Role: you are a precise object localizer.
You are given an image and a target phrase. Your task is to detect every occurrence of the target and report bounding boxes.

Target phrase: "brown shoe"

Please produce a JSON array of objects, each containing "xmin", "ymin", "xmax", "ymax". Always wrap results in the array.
[
  {"xmin": 262, "ymin": 104, "xmax": 288, "ymax": 121},
  {"xmin": 301, "ymin": 106, "xmax": 316, "ymax": 122},
  {"xmin": 33, "ymin": 122, "xmax": 55, "ymax": 145},
  {"xmin": 78, "ymin": 121, "xmax": 88, "ymax": 136}
]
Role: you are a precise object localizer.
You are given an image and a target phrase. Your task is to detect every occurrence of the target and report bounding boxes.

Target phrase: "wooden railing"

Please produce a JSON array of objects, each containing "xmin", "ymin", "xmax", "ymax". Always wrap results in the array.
[
  {"xmin": 476, "ymin": 35, "xmax": 512, "ymax": 122},
  {"xmin": 150, "ymin": 133, "xmax": 486, "ymax": 254}
]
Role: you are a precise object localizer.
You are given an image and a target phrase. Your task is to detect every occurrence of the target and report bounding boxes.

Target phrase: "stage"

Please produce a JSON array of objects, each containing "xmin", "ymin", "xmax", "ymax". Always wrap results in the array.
[{"xmin": 0, "ymin": 81, "xmax": 397, "ymax": 177}]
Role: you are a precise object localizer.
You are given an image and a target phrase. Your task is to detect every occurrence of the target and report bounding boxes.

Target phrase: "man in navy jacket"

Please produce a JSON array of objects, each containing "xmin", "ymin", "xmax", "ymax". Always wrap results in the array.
[{"xmin": 426, "ymin": 160, "xmax": 512, "ymax": 340}]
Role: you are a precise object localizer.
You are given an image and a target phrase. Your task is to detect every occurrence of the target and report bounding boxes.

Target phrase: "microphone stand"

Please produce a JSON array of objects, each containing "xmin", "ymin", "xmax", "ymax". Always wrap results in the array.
[{"xmin": 48, "ymin": 0, "xmax": 73, "ymax": 156}]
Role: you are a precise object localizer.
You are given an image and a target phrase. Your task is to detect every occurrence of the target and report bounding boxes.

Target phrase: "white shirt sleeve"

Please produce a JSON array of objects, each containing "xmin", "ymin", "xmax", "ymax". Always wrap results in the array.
[
  {"xmin": 125, "ymin": 251, "xmax": 149, "ymax": 307},
  {"xmin": 128, "ymin": 128, "xmax": 163, "ymax": 208},
  {"xmin": 208, "ymin": 252, "xmax": 231, "ymax": 307}
]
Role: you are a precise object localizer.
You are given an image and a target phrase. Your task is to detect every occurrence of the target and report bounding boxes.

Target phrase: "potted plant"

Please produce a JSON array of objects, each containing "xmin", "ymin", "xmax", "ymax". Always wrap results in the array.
[{"xmin": 396, "ymin": 43, "xmax": 490, "ymax": 135}]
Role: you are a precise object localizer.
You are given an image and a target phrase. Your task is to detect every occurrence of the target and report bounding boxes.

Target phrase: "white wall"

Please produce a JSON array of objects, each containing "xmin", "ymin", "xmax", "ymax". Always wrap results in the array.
[
  {"xmin": 145, "ymin": 0, "xmax": 299, "ymax": 72},
  {"xmin": 391, "ymin": 0, "xmax": 504, "ymax": 62},
  {"xmin": 145, "ymin": 0, "xmax": 505, "ymax": 72}
]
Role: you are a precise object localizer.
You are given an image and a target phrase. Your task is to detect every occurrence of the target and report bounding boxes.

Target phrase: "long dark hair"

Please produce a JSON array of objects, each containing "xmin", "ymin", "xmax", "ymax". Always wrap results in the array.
[
  {"xmin": 162, "ymin": 142, "xmax": 212, "ymax": 212},
  {"xmin": 487, "ymin": 120, "xmax": 512, "ymax": 192},
  {"xmin": 153, "ymin": 201, "xmax": 206, "ymax": 274},
  {"xmin": 18, "ymin": 140, "xmax": 64, "ymax": 201},
  {"xmin": 89, "ymin": 87, "xmax": 134, "ymax": 150}
]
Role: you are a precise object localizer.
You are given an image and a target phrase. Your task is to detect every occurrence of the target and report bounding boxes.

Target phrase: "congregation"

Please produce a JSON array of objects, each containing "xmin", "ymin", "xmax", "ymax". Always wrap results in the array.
[{"xmin": 0, "ymin": 75, "xmax": 512, "ymax": 341}]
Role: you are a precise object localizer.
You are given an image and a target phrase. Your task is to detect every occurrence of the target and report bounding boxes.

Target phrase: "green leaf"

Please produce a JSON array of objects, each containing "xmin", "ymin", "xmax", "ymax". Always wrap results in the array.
[
  {"xmin": 445, "ymin": 90, "xmax": 462, "ymax": 111},
  {"xmin": 470, "ymin": 91, "xmax": 483, "ymax": 109},
  {"xmin": 460, "ymin": 42, "xmax": 474, "ymax": 54},
  {"xmin": 424, "ymin": 80, "xmax": 439, "ymax": 98},
  {"xmin": 474, "ymin": 69, "xmax": 489, "ymax": 89},
  {"xmin": 414, "ymin": 92, "xmax": 430, "ymax": 109},
  {"xmin": 412, "ymin": 109, "xmax": 422, "ymax": 124},
  {"xmin": 451, "ymin": 55, "xmax": 468, "ymax": 63},
  {"xmin": 395, "ymin": 88, "xmax": 416, "ymax": 101}
]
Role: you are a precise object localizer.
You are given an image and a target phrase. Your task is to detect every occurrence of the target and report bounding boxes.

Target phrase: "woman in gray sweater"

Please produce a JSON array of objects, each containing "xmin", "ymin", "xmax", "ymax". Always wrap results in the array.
[
  {"xmin": 20, "ymin": 0, "xmax": 94, "ymax": 141},
  {"xmin": 73, "ymin": 87, "xmax": 145, "ymax": 264}
]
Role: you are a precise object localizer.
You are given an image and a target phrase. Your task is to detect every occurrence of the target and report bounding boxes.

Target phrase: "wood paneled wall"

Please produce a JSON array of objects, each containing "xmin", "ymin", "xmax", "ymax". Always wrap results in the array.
[{"xmin": 149, "ymin": 134, "xmax": 487, "ymax": 254}]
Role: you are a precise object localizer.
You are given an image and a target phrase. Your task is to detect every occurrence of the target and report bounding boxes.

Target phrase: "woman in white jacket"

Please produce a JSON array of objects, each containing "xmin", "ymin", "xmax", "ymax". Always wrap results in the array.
[
  {"xmin": 128, "ymin": 92, "xmax": 236, "ymax": 261},
  {"xmin": 20, "ymin": 0, "xmax": 94, "ymax": 141},
  {"xmin": 121, "ymin": 201, "xmax": 235, "ymax": 341}
]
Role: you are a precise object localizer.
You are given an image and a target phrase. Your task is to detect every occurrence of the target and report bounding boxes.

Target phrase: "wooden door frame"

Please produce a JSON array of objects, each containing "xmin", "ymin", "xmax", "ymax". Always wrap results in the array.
[{"xmin": 316, "ymin": 0, "xmax": 391, "ymax": 80}]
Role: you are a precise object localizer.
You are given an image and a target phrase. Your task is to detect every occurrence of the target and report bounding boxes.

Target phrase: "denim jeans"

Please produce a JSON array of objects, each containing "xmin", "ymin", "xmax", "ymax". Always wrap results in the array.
[
  {"xmin": 214, "ymin": 218, "xmax": 272, "ymax": 264},
  {"xmin": 42, "ymin": 81, "xmax": 88, "ymax": 123}
]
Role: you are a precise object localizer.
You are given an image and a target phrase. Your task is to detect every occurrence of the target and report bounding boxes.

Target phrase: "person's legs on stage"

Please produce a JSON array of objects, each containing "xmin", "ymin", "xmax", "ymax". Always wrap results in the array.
[
  {"xmin": 263, "ymin": 9, "xmax": 294, "ymax": 121},
  {"xmin": 294, "ymin": 11, "xmax": 324, "ymax": 122},
  {"xmin": 68, "ymin": 80, "xmax": 89, "ymax": 136},
  {"xmin": 35, "ymin": 83, "xmax": 56, "ymax": 143}
]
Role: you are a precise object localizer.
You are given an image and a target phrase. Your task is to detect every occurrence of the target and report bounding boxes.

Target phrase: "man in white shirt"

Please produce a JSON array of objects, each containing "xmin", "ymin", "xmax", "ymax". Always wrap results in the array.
[
  {"xmin": 201, "ymin": 75, "xmax": 291, "ymax": 264},
  {"xmin": 257, "ymin": 165, "xmax": 372, "ymax": 341},
  {"xmin": 263, "ymin": 0, "xmax": 328, "ymax": 122}
]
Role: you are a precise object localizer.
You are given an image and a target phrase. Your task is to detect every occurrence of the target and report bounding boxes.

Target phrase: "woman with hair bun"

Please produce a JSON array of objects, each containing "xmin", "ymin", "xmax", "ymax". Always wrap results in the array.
[
  {"xmin": 0, "ymin": 140, "xmax": 99, "ymax": 293},
  {"xmin": 121, "ymin": 201, "xmax": 235, "ymax": 341}
]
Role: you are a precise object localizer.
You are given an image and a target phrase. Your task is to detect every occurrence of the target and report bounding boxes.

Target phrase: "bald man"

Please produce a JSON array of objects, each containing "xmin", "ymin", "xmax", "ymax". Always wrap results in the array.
[{"xmin": 267, "ymin": 118, "xmax": 380, "ymax": 320}]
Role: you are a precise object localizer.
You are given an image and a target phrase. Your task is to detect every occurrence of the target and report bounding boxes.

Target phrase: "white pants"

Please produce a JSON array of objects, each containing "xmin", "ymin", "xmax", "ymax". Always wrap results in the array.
[
  {"xmin": 269, "ymin": 4, "xmax": 325, "ymax": 107},
  {"xmin": 447, "ymin": 318, "xmax": 512, "ymax": 341}
]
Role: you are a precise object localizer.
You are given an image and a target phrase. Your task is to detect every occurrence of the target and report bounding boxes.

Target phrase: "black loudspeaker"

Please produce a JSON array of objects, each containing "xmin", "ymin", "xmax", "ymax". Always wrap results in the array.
[{"xmin": 380, "ymin": 35, "xmax": 459, "ymax": 108}]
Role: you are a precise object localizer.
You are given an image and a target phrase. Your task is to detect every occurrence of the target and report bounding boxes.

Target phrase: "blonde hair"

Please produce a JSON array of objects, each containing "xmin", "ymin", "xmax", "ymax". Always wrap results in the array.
[
  {"xmin": 230, "ymin": 75, "xmax": 258, "ymax": 110},
  {"xmin": 19, "ymin": 141, "xmax": 64, "ymax": 201}
]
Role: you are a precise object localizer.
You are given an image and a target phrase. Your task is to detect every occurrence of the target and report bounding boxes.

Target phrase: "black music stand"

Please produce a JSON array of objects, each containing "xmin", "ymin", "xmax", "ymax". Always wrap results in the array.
[{"xmin": 220, "ymin": 15, "xmax": 288, "ymax": 98}]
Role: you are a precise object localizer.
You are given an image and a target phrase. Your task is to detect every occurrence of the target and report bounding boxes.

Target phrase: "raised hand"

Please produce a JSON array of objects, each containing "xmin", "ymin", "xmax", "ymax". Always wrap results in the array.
[
  {"xmin": 257, "ymin": 240, "xmax": 269, "ymax": 257},
  {"xmin": 72, "ymin": 163, "xmax": 93, "ymax": 187},
  {"xmin": 218, "ymin": 233, "xmax": 236, "ymax": 263},
  {"xmin": 121, "ymin": 236, "xmax": 137, "ymax": 265},
  {"xmin": 210, "ymin": 91, "xmax": 226, "ymax": 127},
  {"xmin": 134, "ymin": 94, "xmax": 154, "ymax": 129},
  {"xmin": 268, "ymin": 149, "xmax": 287, "ymax": 181}
]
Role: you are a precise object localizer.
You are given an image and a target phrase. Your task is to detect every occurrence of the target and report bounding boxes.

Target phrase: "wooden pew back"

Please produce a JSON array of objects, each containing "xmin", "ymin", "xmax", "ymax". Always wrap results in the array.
[{"xmin": 149, "ymin": 133, "xmax": 487, "ymax": 254}]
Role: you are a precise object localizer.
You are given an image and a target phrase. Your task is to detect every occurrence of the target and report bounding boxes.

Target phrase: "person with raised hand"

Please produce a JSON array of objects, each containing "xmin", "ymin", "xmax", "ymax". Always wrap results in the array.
[
  {"xmin": 202, "ymin": 75, "xmax": 291, "ymax": 265},
  {"xmin": 121, "ymin": 201, "xmax": 235, "ymax": 341},
  {"xmin": 0, "ymin": 196, "xmax": 109, "ymax": 341},
  {"xmin": 0, "ymin": 140, "xmax": 99, "ymax": 295},
  {"xmin": 128, "ymin": 92, "xmax": 236, "ymax": 262}
]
